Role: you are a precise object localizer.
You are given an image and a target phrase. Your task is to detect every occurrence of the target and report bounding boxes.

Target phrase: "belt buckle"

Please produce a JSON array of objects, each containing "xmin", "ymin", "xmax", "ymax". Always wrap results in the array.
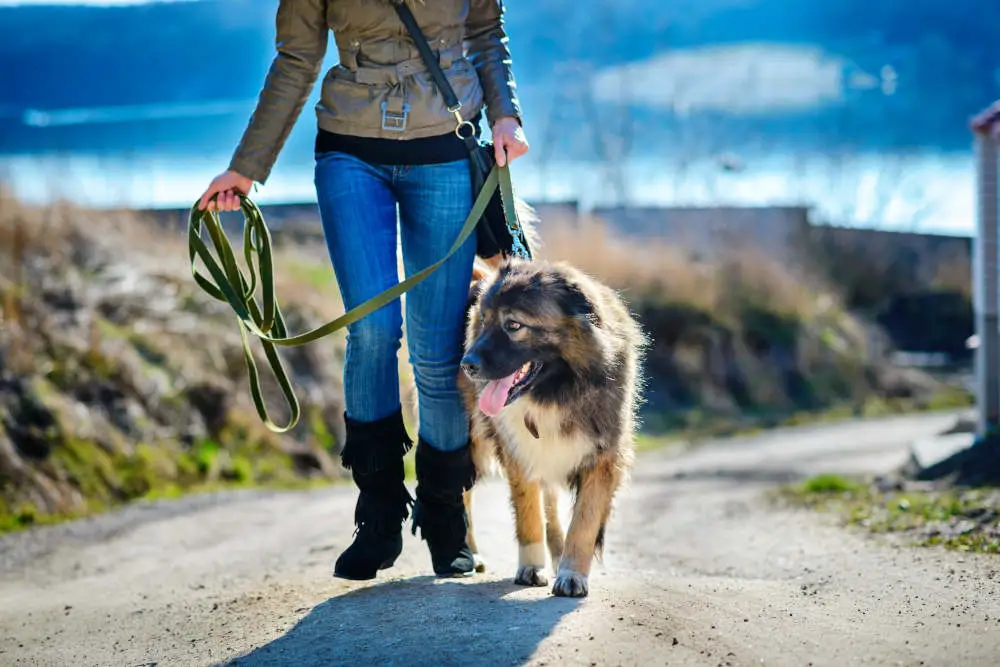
[{"xmin": 381, "ymin": 101, "xmax": 410, "ymax": 132}]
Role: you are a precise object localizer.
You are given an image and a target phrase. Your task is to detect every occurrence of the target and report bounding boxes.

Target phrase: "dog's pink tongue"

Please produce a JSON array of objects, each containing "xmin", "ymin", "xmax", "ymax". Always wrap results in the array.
[{"xmin": 478, "ymin": 373, "xmax": 518, "ymax": 417}]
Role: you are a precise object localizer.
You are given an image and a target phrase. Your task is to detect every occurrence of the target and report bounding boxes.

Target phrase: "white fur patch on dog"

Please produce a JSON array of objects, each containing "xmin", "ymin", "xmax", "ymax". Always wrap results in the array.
[
  {"xmin": 496, "ymin": 400, "xmax": 593, "ymax": 486},
  {"xmin": 518, "ymin": 541, "xmax": 547, "ymax": 568}
]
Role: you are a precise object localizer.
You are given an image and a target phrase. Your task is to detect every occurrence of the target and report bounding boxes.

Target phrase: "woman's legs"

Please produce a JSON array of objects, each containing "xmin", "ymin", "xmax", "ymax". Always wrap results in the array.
[
  {"xmin": 315, "ymin": 152, "xmax": 480, "ymax": 579},
  {"xmin": 396, "ymin": 160, "xmax": 477, "ymax": 451},
  {"xmin": 396, "ymin": 159, "xmax": 479, "ymax": 576},
  {"xmin": 315, "ymin": 152, "xmax": 403, "ymax": 423},
  {"xmin": 315, "ymin": 151, "xmax": 413, "ymax": 581}
]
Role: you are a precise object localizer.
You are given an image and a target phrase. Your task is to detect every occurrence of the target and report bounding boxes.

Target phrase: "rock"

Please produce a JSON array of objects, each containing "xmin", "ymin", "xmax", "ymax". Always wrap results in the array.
[
  {"xmin": 908, "ymin": 432, "xmax": 976, "ymax": 472},
  {"xmin": 185, "ymin": 383, "xmax": 232, "ymax": 436},
  {"xmin": 288, "ymin": 445, "xmax": 339, "ymax": 479},
  {"xmin": 1, "ymin": 199, "xmax": 351, "ymax": 525},
  {"xmin": 873, "ymin": 475, "xmax": 904, "ymax": 493}
]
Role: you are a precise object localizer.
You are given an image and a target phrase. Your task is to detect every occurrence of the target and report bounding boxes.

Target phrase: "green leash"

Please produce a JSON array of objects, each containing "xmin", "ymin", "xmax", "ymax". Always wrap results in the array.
[{"xmin": 188, "ymin": 163, "xmax": 518, "ymax": 433}]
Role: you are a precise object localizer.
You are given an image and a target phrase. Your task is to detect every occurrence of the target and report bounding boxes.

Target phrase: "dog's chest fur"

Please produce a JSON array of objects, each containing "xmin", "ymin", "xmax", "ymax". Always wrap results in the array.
[{"xmin": 494, "ymin": 399, "xmax": 592, "ymax": 485}]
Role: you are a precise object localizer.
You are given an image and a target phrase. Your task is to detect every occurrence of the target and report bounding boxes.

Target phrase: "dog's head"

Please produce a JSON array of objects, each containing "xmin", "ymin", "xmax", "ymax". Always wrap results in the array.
[{"xmin": 462, "ymin": 257, "xmax": 602, "ymax": 417}]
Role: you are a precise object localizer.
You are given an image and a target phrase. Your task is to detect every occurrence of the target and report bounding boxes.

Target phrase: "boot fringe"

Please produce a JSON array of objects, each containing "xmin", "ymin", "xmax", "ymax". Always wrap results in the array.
[
  {"xmin": 410, "ymin": 497, "xmax": 467, "ymax": 540},
  {"xmin": 356, "ymin": 485, "xmax": 415, "ymax": 533},
  {"xmin": 413, "ymin": 438, "xmax": 477, "ymax": 495},
  {"xmin": 340, "ymin": 409, "xmax": 413, "ymax": 474}
]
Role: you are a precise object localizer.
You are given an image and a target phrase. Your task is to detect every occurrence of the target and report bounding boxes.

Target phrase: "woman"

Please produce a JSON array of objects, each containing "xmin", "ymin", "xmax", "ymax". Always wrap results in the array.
[{"xmin": 197, "ymin": 0, "xmax": 528, "ymax": 581}]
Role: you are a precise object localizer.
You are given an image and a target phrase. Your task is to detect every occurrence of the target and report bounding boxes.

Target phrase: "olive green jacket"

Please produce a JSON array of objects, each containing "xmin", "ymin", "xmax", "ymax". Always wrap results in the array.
[{"xmin": 229, "ymin": 0, "xmax": 522, "ymax": 184}]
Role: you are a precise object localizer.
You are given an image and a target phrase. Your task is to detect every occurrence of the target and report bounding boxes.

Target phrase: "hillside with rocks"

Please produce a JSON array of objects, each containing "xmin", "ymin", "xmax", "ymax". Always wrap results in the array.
[
  {"xmin": 0, "ymin": 188, "xmax": 354, "ymax": 531},
  {"xmin": 0, "ymin": 189, "xmax": 969, "ymax": 531},
  {"xmin": 539, "ymin": 218, "xmax": 970, "ymax": 435}
]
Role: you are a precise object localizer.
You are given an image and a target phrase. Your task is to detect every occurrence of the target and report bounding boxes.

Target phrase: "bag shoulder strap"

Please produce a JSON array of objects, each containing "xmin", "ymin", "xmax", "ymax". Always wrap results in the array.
[
  {"xmin": 391, "ymin": 1, "xmax": 462, "ymax": 113},
  {"xmin": 391, "ymin": 0, "xmax": 531, "ymax": 262}
]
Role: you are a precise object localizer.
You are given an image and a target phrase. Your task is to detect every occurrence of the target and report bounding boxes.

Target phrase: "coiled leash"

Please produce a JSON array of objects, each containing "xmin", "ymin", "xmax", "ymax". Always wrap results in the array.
[{"xmin": 188, "ymin": 163, "xmax": 524, "ymax": 433}]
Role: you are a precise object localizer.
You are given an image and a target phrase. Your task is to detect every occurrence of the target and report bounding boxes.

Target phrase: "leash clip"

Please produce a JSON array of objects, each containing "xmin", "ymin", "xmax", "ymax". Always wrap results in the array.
[{"xmin": 510, "ymin": 234, "xmax": 531, "ymax": 260}]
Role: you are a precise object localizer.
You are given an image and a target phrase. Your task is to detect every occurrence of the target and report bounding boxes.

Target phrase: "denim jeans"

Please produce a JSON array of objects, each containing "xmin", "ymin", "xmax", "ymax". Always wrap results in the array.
[{"xmin": 314, "ymin": 151, "xmax": 476, "ymax": 452}]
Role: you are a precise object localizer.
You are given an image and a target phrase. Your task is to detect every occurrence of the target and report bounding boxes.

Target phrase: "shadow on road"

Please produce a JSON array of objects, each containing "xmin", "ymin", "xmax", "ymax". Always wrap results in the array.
[
  {"xmin": 657, "ymin": 467, "xmax": 804, "ymax": 485},
  {"xmin": 221, "ymin": 575, "xmax": 581, "ymax": 666}
]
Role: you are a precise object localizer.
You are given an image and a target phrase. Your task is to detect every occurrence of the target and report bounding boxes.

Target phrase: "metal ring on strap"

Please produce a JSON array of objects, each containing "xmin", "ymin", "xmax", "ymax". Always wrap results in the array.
[
  {"xmin": 455, "ymin": 120, "xmax": 476, "ymax": 139},
  {"xmin": 451, "ymin": 105, "xmax": 476, "ymax": 139}
]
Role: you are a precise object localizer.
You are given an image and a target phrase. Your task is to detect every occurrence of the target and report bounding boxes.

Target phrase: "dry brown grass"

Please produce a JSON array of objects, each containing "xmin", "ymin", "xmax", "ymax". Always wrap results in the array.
[
  {"xmin": 0, "ymin": 188, "xmax": 357, "ymax": 526},
  {"xmin": 536, "ymin": 213, "xmax": 837, "ymax": 322},
  {"xmin": 806, "ymin": 225, "xmax": 973, "ymax": 311},
  {"xmin": 0, "ymin": 189, "xmax": 424, "ymax": 443},
  {"xmin": 0, "ymin": 189, "xmax": 344, "ymax": 317},
  {"xmin": 929, "ymin": 249, "xmax": 973, "ymax": 300}
]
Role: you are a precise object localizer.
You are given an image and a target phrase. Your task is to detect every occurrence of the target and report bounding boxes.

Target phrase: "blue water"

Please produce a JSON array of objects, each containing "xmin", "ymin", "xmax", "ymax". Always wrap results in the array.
[
  {"xmin": 0, "ymin": 89, "xmax": 981, "ymax": 237},
  {"xmin": 0, "ymin": 139, "xmax": 978, "ymax": 238},
  {"xmin": 1, "ymin": 1, "xmax": 995, "ymax": 235}
]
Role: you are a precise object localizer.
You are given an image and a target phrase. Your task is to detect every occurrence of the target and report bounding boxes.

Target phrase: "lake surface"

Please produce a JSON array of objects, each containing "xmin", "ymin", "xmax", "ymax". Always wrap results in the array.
[{"xmin": 0, "ymin": 134, "xmax": 979, "ymax": 238}]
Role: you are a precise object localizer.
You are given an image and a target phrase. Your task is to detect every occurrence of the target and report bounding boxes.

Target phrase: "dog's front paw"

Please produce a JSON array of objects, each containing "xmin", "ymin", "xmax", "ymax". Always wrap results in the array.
[
  {"xmin": 552, "ymin": 570, "xmax": 589, "ymax": 597},
  {"xmin": 514, "ymin": 565, "xmax": 548, "ymax": 587}
]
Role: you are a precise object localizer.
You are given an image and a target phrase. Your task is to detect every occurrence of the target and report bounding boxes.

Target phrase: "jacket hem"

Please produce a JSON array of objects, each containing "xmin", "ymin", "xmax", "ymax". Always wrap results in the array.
[{"xmin": 315, "ymin": 109, "xmax": 482, "ymax": 141}]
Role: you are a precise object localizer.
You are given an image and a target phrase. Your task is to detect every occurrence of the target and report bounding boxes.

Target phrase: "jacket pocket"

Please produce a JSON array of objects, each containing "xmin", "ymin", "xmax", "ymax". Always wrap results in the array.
[
  {"xmin": 409, "ymin": 57, "xmax": 485, "ymax": 131},
  {"xmin": 319, "ymin": 65, "xmax": 381, "ymax": 125}
]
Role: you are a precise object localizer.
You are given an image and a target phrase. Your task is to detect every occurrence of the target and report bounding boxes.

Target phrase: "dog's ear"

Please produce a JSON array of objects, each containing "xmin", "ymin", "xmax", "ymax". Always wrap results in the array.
[
  {"xmin": 471, "ymin": 260, "xmax": 493, "ymax": 284},
  {"xmin": 551, "ymin": 273, "xmax": 600, "ymax": 326},
  {"xmin": 467, "ymin": 259, "xmax": 497, "ymax": 305},
  {"xmin": 467, "ymin": 275, "xmax": 487, "ymax": 311}
]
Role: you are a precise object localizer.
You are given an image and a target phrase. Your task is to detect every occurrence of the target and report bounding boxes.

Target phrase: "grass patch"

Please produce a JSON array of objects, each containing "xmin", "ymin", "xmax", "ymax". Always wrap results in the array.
[
  {"xmin": 777, "ymin": 473, "xmax": 1000, "ymax": 554},
  {"xmin": 634, "ymin": 432, "xmax": 687, "ymax": 453},
  {"xmin": 283, "ymin": 259, "xmax": 336, "ymax": 291},
  {"xmin": 800, "ymin": 473, "xmax": 867, "ymax": 494},
  {"xmin": 0, "ymin": 501, "xmax": 91, "ymax": 534},
  {"xmin": 0, "ymin": 466, "xmax": 330, "ymax": 536},
  {"xmin": 0, "ymin": 421, "xmax": 339, "ymax": 536}
]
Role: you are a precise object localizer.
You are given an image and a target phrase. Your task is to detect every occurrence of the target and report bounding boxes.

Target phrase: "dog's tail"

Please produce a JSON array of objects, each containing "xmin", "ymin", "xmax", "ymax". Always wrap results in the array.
[{"xmin": 595, "ymin": 523, "xmax": 607, "ymax": 562}]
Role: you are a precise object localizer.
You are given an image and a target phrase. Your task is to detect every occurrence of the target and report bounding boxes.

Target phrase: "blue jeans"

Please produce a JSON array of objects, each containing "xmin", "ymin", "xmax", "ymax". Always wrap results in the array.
[{"xmin": 314, "ymin": 151, "xmax": 476, "ymax": 452}]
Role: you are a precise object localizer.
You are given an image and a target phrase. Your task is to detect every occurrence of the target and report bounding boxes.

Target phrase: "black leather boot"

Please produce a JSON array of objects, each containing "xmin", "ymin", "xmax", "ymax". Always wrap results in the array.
[
  {"xmin": 410, "ymin": 439, "xmax": 477, "ymax": 577},
  {"xmin": 333, "ymin": 409, "xmax": 414, "ymax": 581}
]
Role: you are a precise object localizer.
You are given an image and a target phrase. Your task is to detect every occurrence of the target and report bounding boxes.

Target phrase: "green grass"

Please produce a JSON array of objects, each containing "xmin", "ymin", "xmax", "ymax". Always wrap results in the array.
[
  {"xmin": 777, "ymin": 473, "xmax": 1000, "ymax": 554},
  {"xmin": 0, "ymin": 414, "xmax": 342, "ymax": 536},
  {"xmin": 799, "ymin": 473, "xmax": 868, "ymax": 494},
  {"xmin": 0, "ymin": 502, "xmax": 77, "ymax": 533},
  {"xmin": 284, "ymin": 260, "xmax": 337, "ymax": 291},
  {"xmin": 634, "ymin": 432, "xmax": 687, "ymax": 453},
  {"xmin": 0, "ymin": 468, "xmax": 331, "ymax": 536}
]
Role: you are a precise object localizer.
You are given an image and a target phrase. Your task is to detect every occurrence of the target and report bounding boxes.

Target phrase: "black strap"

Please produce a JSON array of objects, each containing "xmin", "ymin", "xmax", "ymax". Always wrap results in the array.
[
  {"xmin": 392, "ymin": 1, "xmax": 462, "ymax": 111},
  {"xmin": 392, "ymin": 1, "xmax": 481, "ymax": 155},
  {"xmin": 391, "ymin": 0, "xmax": 530, "ymax": 260}
]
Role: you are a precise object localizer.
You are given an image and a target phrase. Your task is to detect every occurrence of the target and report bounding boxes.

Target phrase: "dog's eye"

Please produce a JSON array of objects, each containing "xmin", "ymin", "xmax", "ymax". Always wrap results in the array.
[{"xmin": 503, "ymin": 320, "xmax": 523, "ymax": 333}]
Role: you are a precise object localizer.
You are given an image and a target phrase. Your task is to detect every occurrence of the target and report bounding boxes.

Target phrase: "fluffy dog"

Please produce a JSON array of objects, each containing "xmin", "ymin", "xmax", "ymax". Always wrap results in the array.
[{"xmin": 458, "ymin": 257, "xmax": 645, "ymax": 597}]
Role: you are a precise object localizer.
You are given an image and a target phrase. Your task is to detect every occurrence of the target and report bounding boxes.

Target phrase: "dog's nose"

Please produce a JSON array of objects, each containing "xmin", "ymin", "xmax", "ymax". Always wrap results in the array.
[{"xmin": 461, "ymin": 352, "xmax": 481, "ymax": 377}]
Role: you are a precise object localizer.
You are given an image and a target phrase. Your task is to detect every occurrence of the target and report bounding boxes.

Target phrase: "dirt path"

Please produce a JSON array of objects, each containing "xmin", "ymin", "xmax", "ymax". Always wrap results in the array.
[{"xmin": 2, "ymin": 411, "xmax": 999, "ymax": 667}]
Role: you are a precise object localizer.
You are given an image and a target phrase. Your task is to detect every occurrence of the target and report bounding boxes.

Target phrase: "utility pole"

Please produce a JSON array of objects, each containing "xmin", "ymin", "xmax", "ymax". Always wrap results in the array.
[{"xmin": 973, "ymin": 131, "xmax": 1000, "ymax": 437}]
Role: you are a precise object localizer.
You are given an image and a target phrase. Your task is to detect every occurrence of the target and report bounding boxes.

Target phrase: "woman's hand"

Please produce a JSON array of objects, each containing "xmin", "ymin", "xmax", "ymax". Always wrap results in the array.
[
  {"xmin": 492, "ymin": 116, "xmax": 529, "ymax": 166},
  {"xmin": 198, "ymin": 170, "xmax": 254, "ymax": 212}
]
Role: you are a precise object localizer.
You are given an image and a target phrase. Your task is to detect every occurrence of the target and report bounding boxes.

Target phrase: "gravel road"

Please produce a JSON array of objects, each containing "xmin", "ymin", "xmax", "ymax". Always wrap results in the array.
[{"xmin": 2, "ymin": 411, "xmax": 998, "ymax": 667}]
